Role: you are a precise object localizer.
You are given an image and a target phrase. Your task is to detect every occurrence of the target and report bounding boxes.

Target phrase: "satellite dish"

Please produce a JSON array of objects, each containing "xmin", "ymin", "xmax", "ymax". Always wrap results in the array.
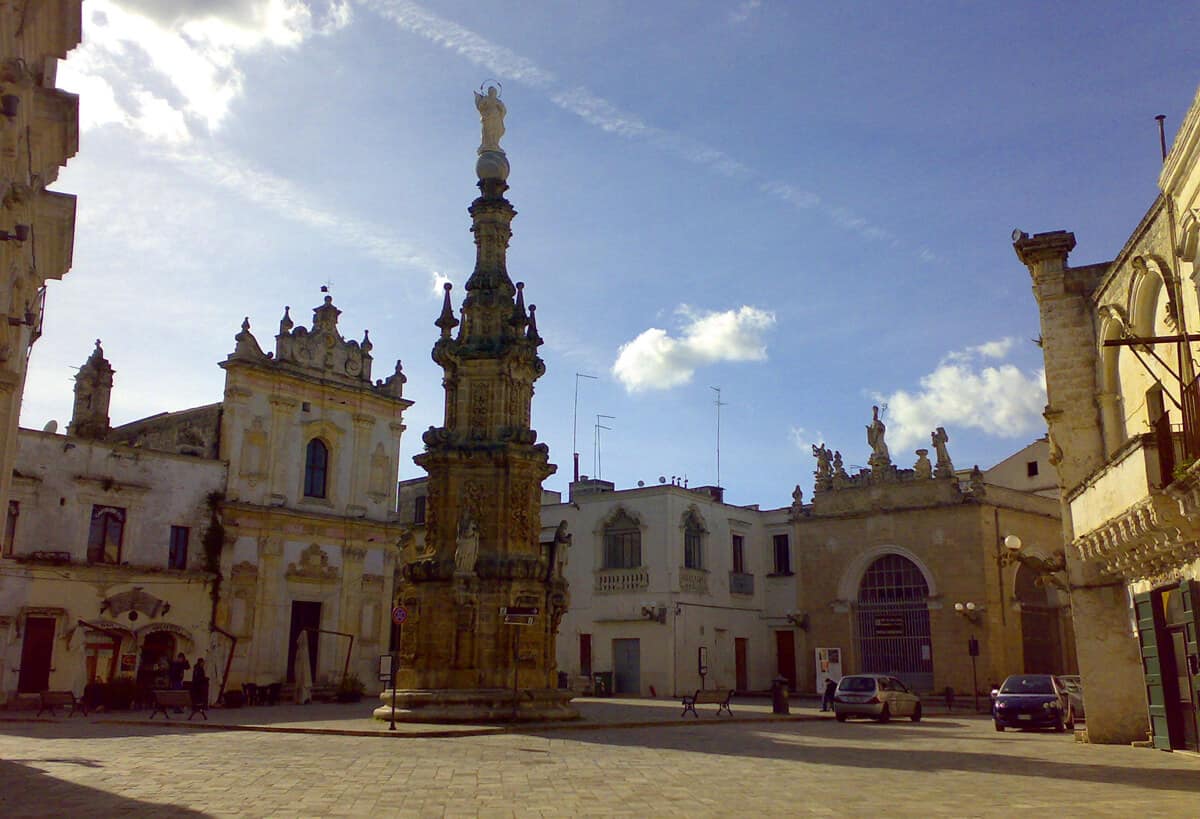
[
  {"xmin": 637, "ymin": 480, "xmax": 645, "ymax": 487},
  {"xmin": 42, "ymin": 419, "xmax": 58, "ymax": 434},
  {"xmin": 658, "ymin": 476, "xmax": 666, "ymax": 484}
]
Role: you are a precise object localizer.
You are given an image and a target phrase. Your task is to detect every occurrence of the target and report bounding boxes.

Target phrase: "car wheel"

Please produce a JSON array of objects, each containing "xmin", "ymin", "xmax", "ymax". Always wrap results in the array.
[
  {"xmin": 835, "ymin": 712, "xmax": 846, "ymax": 722},
  {"xmin": 1054, "ymin": 714, "xmax": 1065, "ymax": 733},
  {"xmin": 994, "ymin": 720, "xmax": 1004, "ymax": 732},
  {"xmin": 878, "ymin": 704, "xmax": 890, "ymax": 723},
  {"xmin": 911, "ymin": 703, "xmax": 922, "ymax": 723}
]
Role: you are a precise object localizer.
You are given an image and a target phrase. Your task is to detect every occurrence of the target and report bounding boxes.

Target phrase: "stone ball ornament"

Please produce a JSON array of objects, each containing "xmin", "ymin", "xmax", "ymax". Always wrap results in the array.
[{"xmin": 475, "ymin": 149, "xmax": 510, "ymax": 181}]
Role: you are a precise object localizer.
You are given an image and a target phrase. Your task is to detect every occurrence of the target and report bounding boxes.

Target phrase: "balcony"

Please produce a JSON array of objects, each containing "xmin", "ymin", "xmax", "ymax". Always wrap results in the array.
[
  {"xmin": 678, "ymin": 568, "xmax": 709, "ymax": 595},
  {"xmin": 1068, "ymin": 432, "xmax": 1200, "ymax": 579},
  {"xmin": 729, "ymin": 572, "xmax": 754, "ymax": 596},
  {"xmin": 594, "ymin": 567, "xmax": 649, "ymax": 593}
]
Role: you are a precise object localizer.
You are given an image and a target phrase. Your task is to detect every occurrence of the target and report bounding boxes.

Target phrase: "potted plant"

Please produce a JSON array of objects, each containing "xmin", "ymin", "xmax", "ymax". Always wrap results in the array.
[{"xmin": 336, "ymin": 673, "xmax": 365, "ymax": 703}]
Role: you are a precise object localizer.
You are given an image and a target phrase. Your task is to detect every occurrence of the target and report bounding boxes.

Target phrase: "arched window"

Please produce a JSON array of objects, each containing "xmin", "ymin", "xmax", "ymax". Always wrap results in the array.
[
  {"xmin": 683, "ymin": 509, "xmax": 705, "ymax": 570},
  {"xmin": 603, "ymin": 511, "xmax": 641, "ymax": 569},
  {"xmin": 855, "ymin": 553, "xmax": 933, "ymax": 690},
  {"xmin": 303, "ymin": 438, "xmax": 329, "ymax": 498}
]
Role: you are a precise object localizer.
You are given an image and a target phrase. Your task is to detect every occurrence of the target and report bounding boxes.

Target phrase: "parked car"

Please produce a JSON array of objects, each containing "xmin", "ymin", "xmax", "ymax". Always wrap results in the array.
[
  {"xmin": 1057, "ymin": 675, "xmax": 1085, "ymax": 719},
  {"xmin": 992, "ymin": 674, "xmax": 1074, "ymax": 732},
  {"xmin": 833, "ymin": 674, "xmax": 922, "ymax": 723}
]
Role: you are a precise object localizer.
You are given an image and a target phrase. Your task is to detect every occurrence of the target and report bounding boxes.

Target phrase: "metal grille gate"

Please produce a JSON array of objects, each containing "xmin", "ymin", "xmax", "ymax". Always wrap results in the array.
[{"xmin": 855, "ymin": 554, "xmax": 934, "ymax": 692}]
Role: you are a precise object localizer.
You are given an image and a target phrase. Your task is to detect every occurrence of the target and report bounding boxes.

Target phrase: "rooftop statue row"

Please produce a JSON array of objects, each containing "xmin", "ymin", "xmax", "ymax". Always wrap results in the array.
[
  {"xmin": 810, "ymin": 408, "xmax": 956, "ymax": 492},
  {"xmin": 226, "ymin": 294, "xmax": 407, "ymax": 399}
]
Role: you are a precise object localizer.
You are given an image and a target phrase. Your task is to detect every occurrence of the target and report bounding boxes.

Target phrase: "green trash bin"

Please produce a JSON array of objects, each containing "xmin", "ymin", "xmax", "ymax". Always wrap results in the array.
[{"xmin": 593, "ymin": 672, "xmax": 613, "ymax": 697}]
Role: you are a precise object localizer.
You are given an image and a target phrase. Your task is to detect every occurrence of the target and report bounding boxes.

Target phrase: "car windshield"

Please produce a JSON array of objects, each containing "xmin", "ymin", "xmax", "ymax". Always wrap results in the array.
[
  {"xmin": 839, "ymin": 677, "xmax": 877, "ymax": 693},
  {"xmin": 1000, "ymin": 675, "xmax": 1055, "ymax": 694}
]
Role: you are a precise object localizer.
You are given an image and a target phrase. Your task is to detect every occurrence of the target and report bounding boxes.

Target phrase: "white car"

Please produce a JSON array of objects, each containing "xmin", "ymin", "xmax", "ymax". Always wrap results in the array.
[{"xmin": 833, "ymin": 674, "xmax": 922, "ymax": 723}]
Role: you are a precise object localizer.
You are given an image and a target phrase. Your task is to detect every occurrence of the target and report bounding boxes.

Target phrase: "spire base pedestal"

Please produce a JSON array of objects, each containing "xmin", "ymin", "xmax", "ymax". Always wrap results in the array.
[{"xmin": 373, "ymin": 687, "xmax": 578, "ymax": 723}]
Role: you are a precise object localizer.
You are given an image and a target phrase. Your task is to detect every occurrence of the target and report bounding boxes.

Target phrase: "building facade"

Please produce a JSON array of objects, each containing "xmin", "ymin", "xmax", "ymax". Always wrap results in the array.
[
  {"xmin": 0, "ymin": 296, "xmax": 412, "ymax": 704},
  {"xmin": 1016, "ymin": 84, "xmax": 1200, "ymax": 749}
]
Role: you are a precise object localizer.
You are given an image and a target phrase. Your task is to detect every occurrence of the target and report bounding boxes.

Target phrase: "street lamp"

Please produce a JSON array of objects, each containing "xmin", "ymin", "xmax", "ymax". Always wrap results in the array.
[
  {"xmin": 998, "ymin": 534, "xmax": 1068, "ymax": 590},
  {"xmin": 953, "ymin": 601, "xmax": 983, "ymax": 712}
]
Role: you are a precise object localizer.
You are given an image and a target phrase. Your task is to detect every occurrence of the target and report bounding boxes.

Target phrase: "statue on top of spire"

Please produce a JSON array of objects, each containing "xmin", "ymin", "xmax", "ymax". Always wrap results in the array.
[{"xmin": 475, "ymin": 83, "xmax": 506, "ymax": 154}]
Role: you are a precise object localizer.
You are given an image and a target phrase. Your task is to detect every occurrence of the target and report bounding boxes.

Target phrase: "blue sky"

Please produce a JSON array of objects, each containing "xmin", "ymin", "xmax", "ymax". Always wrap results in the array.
[{"xmin": 24, "ymin": 0, "xmax": 1200, "ymax": 508}]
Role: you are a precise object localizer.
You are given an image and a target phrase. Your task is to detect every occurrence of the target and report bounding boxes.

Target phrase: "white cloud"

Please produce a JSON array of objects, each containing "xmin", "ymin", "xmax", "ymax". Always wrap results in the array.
[
  {"xmin": 788, "ymin": 426, "xmax": 824, "ymax": 452},
  {"xmin": 878, "ymin": 339, "xmax": 1047, "ymax": 450},
  {"xmin": 62, "ymin": 1, "xmax": 351, "ymax": 142},
  {"xmin": 612, "ymin": 305, "xmax": 776, "ymax": 392},
  {"xmin": 729, "ymin": 1, "xmax": 762, "ymax": 24},
  {"xmin": 430, "ymin": 271, "xmax": 453, "ymax": 296}
]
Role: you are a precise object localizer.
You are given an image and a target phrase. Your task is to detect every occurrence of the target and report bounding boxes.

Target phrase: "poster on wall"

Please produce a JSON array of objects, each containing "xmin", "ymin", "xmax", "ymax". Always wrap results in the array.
[{"xmin": 815, "ymin": 647, "xmax": 843, "ymax": 692}]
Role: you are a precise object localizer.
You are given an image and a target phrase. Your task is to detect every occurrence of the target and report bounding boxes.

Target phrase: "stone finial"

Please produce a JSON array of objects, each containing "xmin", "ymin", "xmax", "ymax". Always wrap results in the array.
[
  {"xmin": 312, "ymin": 295, "xmax": 341, "ymax": 333},
  {"xmin": 382, "ymin": 359, "xmax": 406, "ymax": 397},
  {"xmin": 526, "ymin": 304, "xmax": 541, "ymax": 343},
  {"xmin": 914, "ymin": 449, "xmax": 932, "ymax": 479},
  {"xmin": 279, "ymin": 306, "xmax": 293, "ymax": 335},
  {"xmin": 932, "ymin": 427, "xmax": 955, "ymax": 478},
  {"xmin": 510, "ymin": 281, "xmax": 528, "ymax": 330},
  {"xmin": 361, "ymin": 329, "xmax": 373, "ymax": 354},
  {"xmin": 436, "ymin": 282, "xmax": 459, "ymax": 339}
]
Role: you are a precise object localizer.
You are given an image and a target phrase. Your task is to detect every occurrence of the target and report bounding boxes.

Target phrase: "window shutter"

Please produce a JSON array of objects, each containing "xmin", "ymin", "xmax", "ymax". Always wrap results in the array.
[
  {"xmin": 1179, "ymin": 581, "xmax": 1200, "ymax": 742},
  {"xmin": 1134, "ymin": 590, "xmax": 1172, "ymax": 750}
]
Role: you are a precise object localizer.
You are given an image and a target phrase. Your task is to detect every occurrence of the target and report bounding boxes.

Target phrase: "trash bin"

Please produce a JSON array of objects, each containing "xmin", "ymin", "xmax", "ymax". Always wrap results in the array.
[
  {"xmin": 593, "ymin": 672, "xmax": 613, "ymax": 697},
  {"xmin": 771, "ymin": 676, "xmax": 789, "ymax": 715}
]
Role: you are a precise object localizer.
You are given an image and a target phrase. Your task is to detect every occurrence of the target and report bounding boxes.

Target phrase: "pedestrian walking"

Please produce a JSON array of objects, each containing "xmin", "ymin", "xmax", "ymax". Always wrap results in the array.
[
  {"xmin": 821, "ymin": 677, "xmax": 838, "ymax": 711},
  {"xmin": 190, "ymin": 657, "xmax": 209, "ymax": 709}
]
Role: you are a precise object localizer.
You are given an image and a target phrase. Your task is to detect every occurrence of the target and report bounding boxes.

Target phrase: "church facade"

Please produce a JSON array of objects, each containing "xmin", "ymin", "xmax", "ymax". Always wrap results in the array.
[{"xmin": 0, "ymin": 297, "xmax": 411, "ymax": 705}]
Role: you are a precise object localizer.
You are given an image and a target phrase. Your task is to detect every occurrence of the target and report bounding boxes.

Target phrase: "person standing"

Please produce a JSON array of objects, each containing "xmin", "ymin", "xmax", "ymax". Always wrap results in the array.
[
  {"xmin": 168, "ymin": 652, "xmax": 190, "ymax": 690},
  {"xmin": 190, "ymin": 657, "xmax": 209, "ymax": 709},
  {"xmin": 821, "ymin": 677, "xmax": 838, "ymax": 712}
]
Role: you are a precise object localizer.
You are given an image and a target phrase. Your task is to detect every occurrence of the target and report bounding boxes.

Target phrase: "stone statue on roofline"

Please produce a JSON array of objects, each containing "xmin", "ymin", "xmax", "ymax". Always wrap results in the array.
[
  {"xmin": 932, "ymin": 427, "xmax": 955, "ymax": 478},
  {"xmin": 866, "ymin": 405, "xmax": 891, "ymax": 470},
  {"xmin": 812, "ymin": 443, "xmax": 833, "ymax": 491},
  {"xmin": 475, "ymin": 84, "xmax": 506, "ymax": 154}
]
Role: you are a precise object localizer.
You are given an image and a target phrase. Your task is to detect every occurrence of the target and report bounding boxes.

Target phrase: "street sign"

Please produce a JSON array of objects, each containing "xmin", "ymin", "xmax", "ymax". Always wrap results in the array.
[
  {"xmin": 501, "ymin": 605, "xmax": 538, "ymax": 626},
  {"xmin": 392, "ymin": 605, "xmax": 408, "ymax": 625}
]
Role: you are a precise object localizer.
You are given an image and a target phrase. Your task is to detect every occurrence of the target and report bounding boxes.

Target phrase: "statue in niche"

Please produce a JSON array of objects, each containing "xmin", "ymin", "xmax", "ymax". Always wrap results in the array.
[
  {"xmin": 913, "ymin": 449, "xmax": 932, "ymax": 479},
  {"xmin": 475, "ymin": 85, "xmax": 506, "ymax": 153},
  {"xmin": 931, "ymin": 427, "xmax": 955, "ymax": 478},
  {"xmin": 866, "ymin": 405, "xmax": 891, "ymax": 468},
  {"xmin": 454, "ymin": 513, "xmax": 480, "ymax": 574}
]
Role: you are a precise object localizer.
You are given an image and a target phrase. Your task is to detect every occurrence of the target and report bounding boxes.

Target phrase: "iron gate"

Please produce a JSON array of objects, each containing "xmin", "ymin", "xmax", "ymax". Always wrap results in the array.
[{"xmin": 855, "ymin": 554, "xmax": 934, "ymax": 692}]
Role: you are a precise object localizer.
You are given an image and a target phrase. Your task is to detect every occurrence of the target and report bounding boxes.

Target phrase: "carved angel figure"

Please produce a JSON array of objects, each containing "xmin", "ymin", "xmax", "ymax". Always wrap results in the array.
[{"xmin": 812, "ymin": 443, "xmax": 833, "ymax": 480}]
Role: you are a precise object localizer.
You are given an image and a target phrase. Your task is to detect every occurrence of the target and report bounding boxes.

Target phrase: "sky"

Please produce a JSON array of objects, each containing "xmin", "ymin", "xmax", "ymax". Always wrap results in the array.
[{"xmin": 22, "ymin": 0, "xmax": 1200, "ymax": 509}]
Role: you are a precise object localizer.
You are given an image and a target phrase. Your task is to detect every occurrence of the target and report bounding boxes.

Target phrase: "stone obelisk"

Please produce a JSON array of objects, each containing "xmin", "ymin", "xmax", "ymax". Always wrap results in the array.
[{"xmin": 374, "ymin": 88, "xmax": 575, "ymax": 722}]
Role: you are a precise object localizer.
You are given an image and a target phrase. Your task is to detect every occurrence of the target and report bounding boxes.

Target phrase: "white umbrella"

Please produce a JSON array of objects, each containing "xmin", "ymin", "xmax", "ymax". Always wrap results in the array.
[{"xmin": 294, "ymin": 630, "xmax": 312, "ymax": 705}]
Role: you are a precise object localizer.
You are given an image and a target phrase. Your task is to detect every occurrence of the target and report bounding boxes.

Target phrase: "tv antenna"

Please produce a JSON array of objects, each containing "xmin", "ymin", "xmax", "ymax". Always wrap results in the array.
[
  {"xmin": 573, "ymin": 372, "xmax": 597, "ymax": 481},
  {"xmin": 711, "ymin": 386, "xmax": 726, "ymax": 489},
  {"xmin": 594, "ymin": 414, "xmax": 615, "ymax": 479}
]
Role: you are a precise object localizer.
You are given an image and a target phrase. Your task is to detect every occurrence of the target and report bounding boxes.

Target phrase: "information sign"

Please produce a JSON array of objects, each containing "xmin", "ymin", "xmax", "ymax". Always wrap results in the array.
[{"xmin": 501, "ymin": 605, "xmax": 538, "ymax": 626}]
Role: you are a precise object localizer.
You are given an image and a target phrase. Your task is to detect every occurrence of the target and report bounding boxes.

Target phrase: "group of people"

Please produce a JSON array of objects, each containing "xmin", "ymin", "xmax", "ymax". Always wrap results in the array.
[{"xmin": 168, "ymin": 652, "xmax": 208, "ymax": 707}]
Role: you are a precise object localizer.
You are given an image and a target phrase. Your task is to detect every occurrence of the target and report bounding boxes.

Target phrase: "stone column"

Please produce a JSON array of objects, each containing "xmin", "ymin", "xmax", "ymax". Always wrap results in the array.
[
  {"xmin": 251, "ymin": 534, "xmax": 286, "ymax": 682},
  {"xmin": 267, "ymin": 397, "xmax": 297, "ymax": 502},
  {"xmin": 339, "ymin": 544, "xmax": 366, "ymax": 676}
]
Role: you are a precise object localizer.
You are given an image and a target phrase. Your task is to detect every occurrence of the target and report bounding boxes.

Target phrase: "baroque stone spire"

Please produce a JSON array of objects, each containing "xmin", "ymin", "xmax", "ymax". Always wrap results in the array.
[
  {"xmin": 68, "ymin": 339, "xmax": 114, "ymax": 440},
  {"xmin": 379, "ymin": 90, "xmax": 574, "ymax": 723}
]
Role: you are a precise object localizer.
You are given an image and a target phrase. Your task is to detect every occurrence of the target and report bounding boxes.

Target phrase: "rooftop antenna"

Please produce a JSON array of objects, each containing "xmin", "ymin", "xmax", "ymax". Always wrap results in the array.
[
  {"xmin": 711, "ymin": 386, "xmax": 726, "ymax": 489},
  {"xmin": 594, "ymin": 414, "xmax": 614, "ymax": 479},
  {"xmin": 573, "ymin": 373, "xmax": 597, "ymax": 482},
  {"xmin": 1156, "ymin": 114, "xmax": 1167, "ymax": 162}
]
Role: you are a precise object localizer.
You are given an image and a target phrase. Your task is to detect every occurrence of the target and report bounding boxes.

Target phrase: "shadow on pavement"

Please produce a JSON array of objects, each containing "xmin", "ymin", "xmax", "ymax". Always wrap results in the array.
[{"xmin": 0, "ymin": 758, "xmax": 211, "ymax": 818}]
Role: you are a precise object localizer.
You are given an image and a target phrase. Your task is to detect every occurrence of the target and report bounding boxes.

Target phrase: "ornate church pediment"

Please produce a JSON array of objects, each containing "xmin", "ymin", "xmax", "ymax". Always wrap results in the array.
[
  {"xmin": 287, "ymin": 543, "xmax": 339, "ymax": 582},
  {"xmin": 272, "ymin": 296, "xmax": 375, "ymax": 383}
]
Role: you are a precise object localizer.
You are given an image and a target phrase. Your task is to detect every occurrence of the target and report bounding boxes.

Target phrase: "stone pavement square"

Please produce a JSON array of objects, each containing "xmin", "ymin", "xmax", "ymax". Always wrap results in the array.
[{"xmin": 0, "ymin": 699, "xmax": 1196, "ymax": 817}]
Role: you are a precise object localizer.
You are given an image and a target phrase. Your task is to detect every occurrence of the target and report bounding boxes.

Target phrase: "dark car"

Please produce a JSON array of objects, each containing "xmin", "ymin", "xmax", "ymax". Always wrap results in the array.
[{"xmin": 992, "ymin": 673, "xmax": 1074, "ymax": 732}]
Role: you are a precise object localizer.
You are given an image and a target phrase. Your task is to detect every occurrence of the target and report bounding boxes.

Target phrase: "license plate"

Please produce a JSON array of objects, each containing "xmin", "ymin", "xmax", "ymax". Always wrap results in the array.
[{"xmin": 1018, "ymin": 714, "xmax": 1032, "ymax": 721}]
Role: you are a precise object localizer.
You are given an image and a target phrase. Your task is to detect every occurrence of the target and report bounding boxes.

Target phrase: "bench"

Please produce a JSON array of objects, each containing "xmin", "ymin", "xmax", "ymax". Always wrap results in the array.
[
  {"xmin": 150, "ymin": 689, "xmax": 207, "ymax": 721},
  {"xmin": 37, "ymin": 690, "xmax": 86, "ymax": 717},
  {"xmin": 681, "ymin": 688, "xmax": 734, "ymax": 718}
]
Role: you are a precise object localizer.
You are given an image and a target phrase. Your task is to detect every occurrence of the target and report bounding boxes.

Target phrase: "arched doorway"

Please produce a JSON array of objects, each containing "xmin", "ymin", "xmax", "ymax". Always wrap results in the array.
[
  {"xmin": 137, "ymin": 631, "xmax": 176, "ymax": 692},
  {"xmin": 855, "ymin": 553, "xmax": 933, "ymax": 691},
  {"xmin": 1015, "ymin": 564, "xmax": 1066, "ymax": 674}
]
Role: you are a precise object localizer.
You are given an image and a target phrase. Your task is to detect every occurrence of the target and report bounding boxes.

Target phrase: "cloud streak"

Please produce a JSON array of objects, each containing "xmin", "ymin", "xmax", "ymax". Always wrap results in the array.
[
  {"xmin": 363, "ymin": 0, "xmax": 894, "ymax": 246},
  {"xmin": 612, "ymin": 305, "xmax": 776, "ymax": 392},
  {"xmin": 878, "ymin": 338, "xmax": 1047, "ymax": 450}
]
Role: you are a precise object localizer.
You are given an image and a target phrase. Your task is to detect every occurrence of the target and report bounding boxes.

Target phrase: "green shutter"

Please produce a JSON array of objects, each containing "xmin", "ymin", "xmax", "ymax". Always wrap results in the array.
[
  {"xmin": 1180, "ymin": 581, "xmax": 1200, "ymax": 743},
  {"xmin": 1134, "ymin": 590, "xmax": 1172, "ymax": 750}
]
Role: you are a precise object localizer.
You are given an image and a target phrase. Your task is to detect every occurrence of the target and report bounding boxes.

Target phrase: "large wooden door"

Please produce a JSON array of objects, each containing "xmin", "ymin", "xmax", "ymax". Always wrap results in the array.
[
  {"xmin": 735, "ymin": 637, "xmax": 749, "ymax": 692},
  {"xmin": 18, "ymin": 617, "xmax": 56, "ymax": 693},
  {"xmin": 775, "ymin": 630, "xmax": 796, "ymax": 691},
  {"xmin": 287, "ymin": 601, "xmax": 321, "ymax": 683},
  {"xmin": 612, "ymin": 638, "xmax": 640, "ymax": 695}
]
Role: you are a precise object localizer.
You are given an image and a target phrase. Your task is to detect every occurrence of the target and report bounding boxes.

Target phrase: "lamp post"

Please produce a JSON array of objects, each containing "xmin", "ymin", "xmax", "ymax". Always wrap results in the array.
[{"xmin": 954, "ymin": 601, "xmax": 982, "ymax": 712}]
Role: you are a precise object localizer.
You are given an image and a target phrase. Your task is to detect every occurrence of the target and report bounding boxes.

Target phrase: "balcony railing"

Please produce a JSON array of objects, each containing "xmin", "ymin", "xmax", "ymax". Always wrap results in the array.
[
  {"xmin": 678, "ymin": 568, "xmax": 709, "ymax": 595},
  {"xmin": 594, "ymin": 567, "xmax": 650, "ymax": 593}
]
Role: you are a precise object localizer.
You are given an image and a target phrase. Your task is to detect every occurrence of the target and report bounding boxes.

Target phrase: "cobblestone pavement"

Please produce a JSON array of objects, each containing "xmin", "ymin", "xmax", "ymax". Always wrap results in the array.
[{"xmin": 1, "ymin": 709, "xmax": 1196, "ymax": 817}]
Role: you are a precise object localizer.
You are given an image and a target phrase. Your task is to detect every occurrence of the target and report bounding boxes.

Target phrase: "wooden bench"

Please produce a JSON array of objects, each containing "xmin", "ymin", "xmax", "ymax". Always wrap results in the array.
[
  {"xmin": 150, "ymin": 689, "xmax": 207, "ymax": 721},
  {"xmin": 37, "ymin": 690, "xmax": 86, "ymax": 717},
  {"xmin": 681, "ymin": 688, "xmax": 734, "ymax": 718}
]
